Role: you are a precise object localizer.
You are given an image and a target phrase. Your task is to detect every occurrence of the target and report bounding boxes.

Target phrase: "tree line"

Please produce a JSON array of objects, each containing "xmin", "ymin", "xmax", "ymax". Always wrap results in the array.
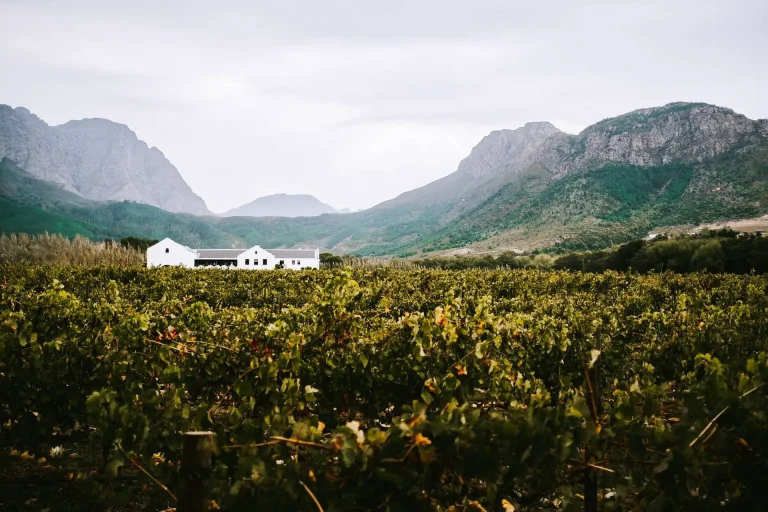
[
  {"xmin": 414, "ymin": 230, "xmax": 768, "ymax": 274},
  {"xmin": 553, "ymin": 230, "xmax": 768, "ymax": 274}
]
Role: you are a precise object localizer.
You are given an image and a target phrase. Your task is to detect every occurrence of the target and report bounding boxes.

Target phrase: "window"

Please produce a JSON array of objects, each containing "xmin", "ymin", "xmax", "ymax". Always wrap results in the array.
[
  {"xmin": 292, "ymin": 260, "xmax": 295, "ymax": 265},
  {"xmin": 280, "ymin": 260, "xmax": 284, "ymax": 266},
  {"xmin": 254, "ymin": 259, "xmax": 258, "ymax": 265},
  {"xmin": 165, "ymin": 248, "xmax": 169, "ymax": 253},
  {"xmin": 297, "ymin": 260, "xmax": 301, "ymax": 265},
  {"xmin": 254, "ymin": 250, "xmax": 258, "ymax": 254},
  {"xmin": 263, "ymin": 259, "xmax": 267, "ymax": 265},
  {"xmin": 245, "ymin": 259, "xmax": 249, "ymax": 265}
]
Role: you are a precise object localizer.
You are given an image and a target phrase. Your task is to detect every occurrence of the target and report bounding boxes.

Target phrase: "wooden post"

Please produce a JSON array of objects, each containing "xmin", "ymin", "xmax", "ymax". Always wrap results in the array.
[
  {"xmin": 178, "ymin": 431, "xmax": 215, "ymax": 512},
  {"xmin": 584, "ymin": 358, "xmax": 602, "ymax": 512}
]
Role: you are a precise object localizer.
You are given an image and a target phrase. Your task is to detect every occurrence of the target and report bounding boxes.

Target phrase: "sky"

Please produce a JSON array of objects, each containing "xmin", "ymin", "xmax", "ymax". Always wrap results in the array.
[{"xmin": 1, "ymin": 0, "xmax": 766, "ymax": 213}]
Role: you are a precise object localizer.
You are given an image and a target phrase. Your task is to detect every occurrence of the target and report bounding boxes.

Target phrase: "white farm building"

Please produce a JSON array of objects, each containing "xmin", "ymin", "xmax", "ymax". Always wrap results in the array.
[{"xmin": 147, "ymin": 238, "xmax": 320, "ymax": 270}]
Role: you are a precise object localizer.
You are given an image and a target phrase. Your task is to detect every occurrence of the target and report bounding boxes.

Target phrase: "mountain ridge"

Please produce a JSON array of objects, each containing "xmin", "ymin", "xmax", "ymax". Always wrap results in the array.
[
  {"xmin": 1, "ymin": 101, "xmax": 766, "ymax": 257},
  {"xmin": 0, "ymin": 105, "xmax": 210, "ymax": 215},
  {"xmin": 221, "ymin": 193, "xmax": 342, "ymax": 218},
  {"xmin": 375, "ymin": 121, "xmax": 562, "ymax": 213}
]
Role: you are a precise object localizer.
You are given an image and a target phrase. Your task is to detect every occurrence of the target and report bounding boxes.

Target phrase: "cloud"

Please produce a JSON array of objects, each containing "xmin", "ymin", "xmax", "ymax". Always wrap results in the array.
[{"xmin": 0, "ymin": 0, "xmax": 766, "ymax": 212}]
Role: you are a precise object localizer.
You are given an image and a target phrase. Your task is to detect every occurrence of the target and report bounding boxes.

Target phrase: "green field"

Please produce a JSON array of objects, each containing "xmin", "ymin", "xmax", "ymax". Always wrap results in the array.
[{"xmin": 2, "ymin": 266, "xmax": 768, "ymax": 510}]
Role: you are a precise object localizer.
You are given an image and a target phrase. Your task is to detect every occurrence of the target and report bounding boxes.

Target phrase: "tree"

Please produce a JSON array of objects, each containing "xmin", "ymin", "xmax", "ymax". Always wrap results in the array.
[
  {"xmin": 320, "ymin": 252, "xmax": 343, "ymax": 267},
  {"xmin": 691, "ymin": 240, "xmax": 725, "ymax": 272},
  {"xmin": 120, "ymin": 237, "xmax": 160, "ymax": 252},
  {"xmin": 610, "ymin": 239, "xmax": 646, "ymax": 271}
]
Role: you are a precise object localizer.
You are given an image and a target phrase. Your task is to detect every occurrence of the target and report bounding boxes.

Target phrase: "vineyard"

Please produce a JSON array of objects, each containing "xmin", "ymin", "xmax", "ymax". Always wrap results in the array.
[{"xmin": 2, "ymin": 265, "xmax": 768, "ymax": 511}]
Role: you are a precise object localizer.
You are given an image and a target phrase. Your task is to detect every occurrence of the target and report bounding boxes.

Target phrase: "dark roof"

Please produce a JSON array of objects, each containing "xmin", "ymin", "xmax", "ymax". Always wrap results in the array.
[
  {"xmin": 267, "ymin": 249, "xmax": 316, "ymax": 259},
  {"xmin": 192, "ymin": 247, "xmax": 317, "ymax": 259},
  {"xmin": 196, "ymin": 249, "xmax": 243, "ymax": 259}
]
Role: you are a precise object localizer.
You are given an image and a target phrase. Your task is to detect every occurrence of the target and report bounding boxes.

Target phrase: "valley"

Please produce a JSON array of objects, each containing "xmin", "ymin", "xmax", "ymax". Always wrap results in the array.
[{"xmin": 1, "ymin": 102, "xmax": 767, "ymax": 257}]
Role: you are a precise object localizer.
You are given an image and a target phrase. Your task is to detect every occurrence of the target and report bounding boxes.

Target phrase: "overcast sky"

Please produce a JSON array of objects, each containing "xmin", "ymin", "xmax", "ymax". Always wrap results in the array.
[{"xmin": 1, "ymin": 0, "xmax": 766, "ymax": 212}]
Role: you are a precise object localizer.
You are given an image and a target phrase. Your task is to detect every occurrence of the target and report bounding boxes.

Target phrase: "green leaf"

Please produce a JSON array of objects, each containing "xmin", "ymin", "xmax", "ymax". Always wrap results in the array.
[
  {"xmin": 86, "ymin": 391, "xmax": 103, "ymax": 409},
  {"xmin": 341, "ymin": 448, "xmax": 356, "ymax": 468},
  {"xmin": 366, "ymin": 428, "xmax": 387, "ymax": 445}
]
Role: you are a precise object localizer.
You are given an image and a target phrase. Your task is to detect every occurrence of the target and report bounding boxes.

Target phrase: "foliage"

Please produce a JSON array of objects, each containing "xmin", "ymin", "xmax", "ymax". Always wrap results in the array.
[
  {"xmin": 320, "ymin": 252, "xmax": 343, "ymax": 266},
  {"xmin": 2, "ymin": 265, "xmax": 768, "ymax": 510},
  {"xmin": 0, "ymin": 233, "xmax": 145, "ymax": 267},
  {"xmin": 415, "ymin": 252, "xmax": 555, "ymax": 270},
  {"xmin": 554, "ymin": 233, "xmax": 768, "ymax": 274},
  {"xmin": 120, "ymin": 237, "xmax": 160, "ymax": 252}
]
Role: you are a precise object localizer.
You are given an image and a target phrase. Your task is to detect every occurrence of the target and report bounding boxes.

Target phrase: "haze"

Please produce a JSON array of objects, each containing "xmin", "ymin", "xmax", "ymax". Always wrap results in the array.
[{"xmin": 1, "ymin": 0, "xmax": 766, "ymax": 213}]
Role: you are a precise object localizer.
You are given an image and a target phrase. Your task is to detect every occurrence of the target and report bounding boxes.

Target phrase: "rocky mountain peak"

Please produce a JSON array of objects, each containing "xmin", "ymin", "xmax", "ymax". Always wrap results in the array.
[
  {"xmin": 523, "ymin": 121, "xmax": 560, "ymax": 134},
  {"xmin": 458, "ymin": 122, "xmax": 561, "ymax": 179},
  {"xmin": 6, "ymin": 106, "xmax": 40, "ymax": 122},
  {"xmin": 0, "ymin": 105, "xmax": 210, "ymax": 215},
  {"xmin": 533, "ymin": 102, "xmax": 767, "ymax": 176}
]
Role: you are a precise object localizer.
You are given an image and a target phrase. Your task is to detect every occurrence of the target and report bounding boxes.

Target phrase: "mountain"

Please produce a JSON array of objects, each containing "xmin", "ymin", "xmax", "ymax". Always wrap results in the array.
[
  {"xmin": 1, "ymin": 102, "xmax": 766, "ymax": 257},
  {"xmin": 0, "ymin": 105, "xmax": 210, "ymax": 215},
  {"xmin": 372, "ymin": 122, "xmax": 562, "ymax": 221},
  {"xmin": 221, "ymin": 193, "xmax": 339, "ymax": 218},
  {"xmin": 420, "ymin": 102, "xmax": 768, "ymax": 253},
  {"xmin": 0, "ymin": 157, "xmax": 239, "ymax": 247},
  {"xmin": 210, "ymin": 103, "xmax": 768, "ymax": 256}
]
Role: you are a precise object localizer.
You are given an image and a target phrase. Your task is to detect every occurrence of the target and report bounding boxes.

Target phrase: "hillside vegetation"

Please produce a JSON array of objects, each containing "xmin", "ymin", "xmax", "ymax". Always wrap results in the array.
[{"xmin": 1, "ymin": 103, "xmax": 767, "ymax": 256}]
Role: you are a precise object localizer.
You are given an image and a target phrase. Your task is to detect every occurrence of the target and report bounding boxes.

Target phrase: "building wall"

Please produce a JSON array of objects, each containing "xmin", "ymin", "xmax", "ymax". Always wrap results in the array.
[
  {"xmin": 147, "ymin": 239, "xmax": 197, "ymax": 268},
  {"xmin": 271, "ymin": 248, "xmax": 320, "ymax": 270},
  {"xmin": 236, "ymin": 246, "xmax": 276, "ymax": 270},
  {"xmin": 147, "ymin": 239, "xmax": 320, "ymax": 270},
  {"xmin": 279, "ymin": 257, "xmax": 320, "ymax": 270}
]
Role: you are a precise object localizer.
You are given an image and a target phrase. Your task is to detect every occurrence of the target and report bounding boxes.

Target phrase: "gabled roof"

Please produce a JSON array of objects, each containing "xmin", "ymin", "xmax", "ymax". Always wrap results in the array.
[
  {"xmin": 153, "ymin": 238, "xmax": 318, "ymax": 260},
  {"xmin": 267, "ymin": 249, "xmax": 316, "ymax": 259},
  {"xmin": 196, "ymin": 249, "xmax": 243, "ymax": 259},
  {"xmin": 151, "ymin": 237, "xmax": 197, "ymax": 255}
]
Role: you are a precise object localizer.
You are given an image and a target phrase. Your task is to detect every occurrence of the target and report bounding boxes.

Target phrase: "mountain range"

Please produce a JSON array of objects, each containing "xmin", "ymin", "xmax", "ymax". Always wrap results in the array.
[{"xmin": 1, "ymin": 102, "xmax": 767, "ymax": 256}]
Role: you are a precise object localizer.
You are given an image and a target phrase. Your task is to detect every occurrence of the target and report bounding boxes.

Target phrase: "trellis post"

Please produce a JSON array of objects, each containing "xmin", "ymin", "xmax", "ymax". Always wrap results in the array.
[{"xmin": 178, "ymin": 431, "xmax": 215, "ymax": 512}]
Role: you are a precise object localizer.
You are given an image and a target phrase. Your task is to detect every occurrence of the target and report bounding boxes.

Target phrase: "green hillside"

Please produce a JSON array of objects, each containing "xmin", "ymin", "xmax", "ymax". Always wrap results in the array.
[
  {"xmin": 0, "ymin": 158, "xmax": 242, "ymax": 248},
  {"xmin": 2, "ymin": 117, "xmax": 767, "ymax": 257},
  {"xmin": 416, "ymin": 145, "xmax": 768, "ymax": 254},
  {"xmin": 0, "ymin": 197, "xmax": 100, "ymax": 238}
]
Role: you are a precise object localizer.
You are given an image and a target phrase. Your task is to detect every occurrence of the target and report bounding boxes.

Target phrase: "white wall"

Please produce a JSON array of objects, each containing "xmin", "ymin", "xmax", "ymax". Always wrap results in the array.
[
  {"xmin": 277, "ymin": 249, "xmax": 320, "ymax": 270},
  {"xmin": 239, "ymin": 247, "xmax": 319, "ymax": 270},
  {"xmin": 148, "ymin": 239, "xmax": 320, "ymax": 270},
  {"xmin": 147, "ymin": 238, "xmax": 197, "ymax": 268},
  {"xmin": 280, "ymin": 257, "xmax": 319, "ymax": 270},
  {"xmin": 236, "ymin": 245, "xmax": 277, "ymax": 270}
]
